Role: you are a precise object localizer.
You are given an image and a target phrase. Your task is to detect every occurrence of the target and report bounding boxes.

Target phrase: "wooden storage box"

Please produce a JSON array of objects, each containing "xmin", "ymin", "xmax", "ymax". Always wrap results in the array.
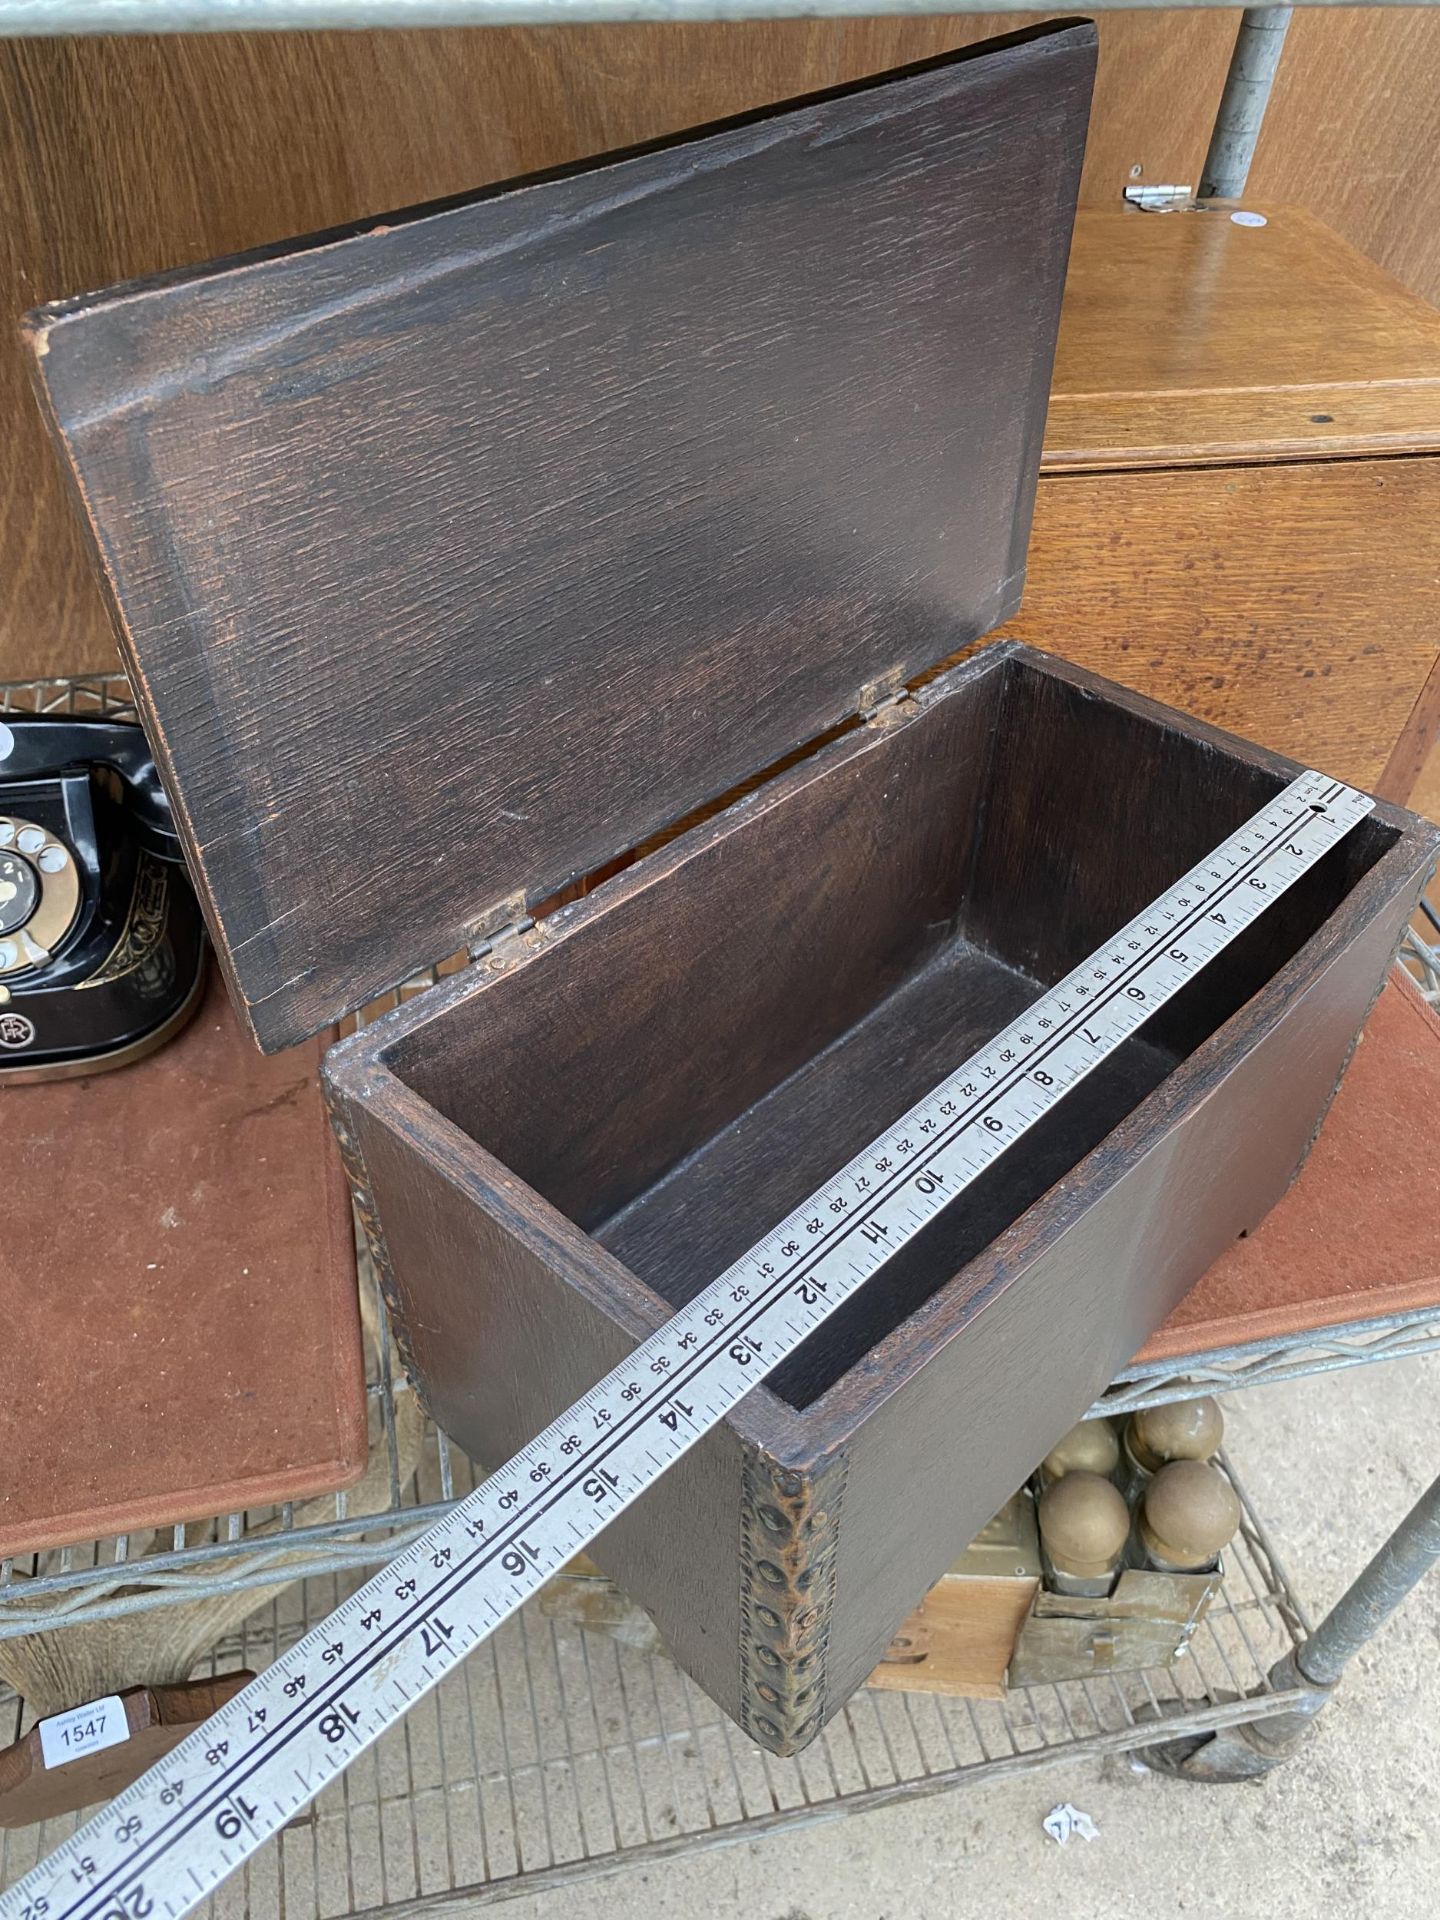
[
  {"xmin": 327, "ymin": 643, "xmax": 1427, "ymax": 1752},
  {"xmin": 23, "ymin": 24, "xmax": 1439, "ymax": 1752}
]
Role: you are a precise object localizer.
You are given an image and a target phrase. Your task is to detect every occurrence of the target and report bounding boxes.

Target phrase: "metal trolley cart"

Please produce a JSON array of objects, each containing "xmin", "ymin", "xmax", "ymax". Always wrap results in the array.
[{"xmin": 2, "ymin": 4, "xmax": 1439, "ymax": 1911}]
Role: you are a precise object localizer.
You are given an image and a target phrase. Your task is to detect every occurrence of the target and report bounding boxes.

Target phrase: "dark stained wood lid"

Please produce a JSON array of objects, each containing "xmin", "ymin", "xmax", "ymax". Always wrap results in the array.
[{"xmin": 25, "ymin": 23, "xmax": 1095, "ymax": 1051}]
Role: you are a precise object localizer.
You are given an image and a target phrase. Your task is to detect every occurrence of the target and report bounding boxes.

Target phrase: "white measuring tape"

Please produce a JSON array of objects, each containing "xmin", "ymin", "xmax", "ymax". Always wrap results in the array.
[{"xmin": 3, "ymin": 768, "xmax": 1371, "ymax": 1920}]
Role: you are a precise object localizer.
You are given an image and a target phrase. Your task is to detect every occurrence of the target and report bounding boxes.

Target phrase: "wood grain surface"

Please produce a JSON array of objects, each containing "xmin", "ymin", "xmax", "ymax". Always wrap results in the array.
[
  {"xmin": 0, "ymin": 1676, "xmax": 253, "ymax": 1829},
  {"xmin": 1044, "ymin": 205, "xmax": 1440, "ymax": 470},
  {"xmin": 1248, "ymin": 6, "xmax": 1440, "ymax": 309},
  {"xmin": 326, "ymin": 642, "xmax": 1438, "ymax": 1746},
  {"xmin": 27, "ymin": 28, "xmax": 1094, "ymax": 1053},
  {"xmin": 0, "ymin": 12, "xmax": 1235, "ymax": 685},
  {"xmin": 997, "ymin": 456, "xmax": 1440, "ymax": 794},
  {"xmin": 1409, "ymin": 738, "xmax": 1440, "ymax": 827},
  {"xmin": 867, "ymin": 1571, "xmax": 1038, "ymax": 1702},
  {"xmin": 1379, "ymin": 658, "xmax": 1440, "ymax": 814}
]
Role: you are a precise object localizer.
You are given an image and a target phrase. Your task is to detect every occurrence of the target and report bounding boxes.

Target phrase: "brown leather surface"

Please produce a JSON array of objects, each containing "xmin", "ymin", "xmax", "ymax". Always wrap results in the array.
[
  {"xmin": 1, "ymin": 964, "xmax": 366, "ymax": 1557},
  {"xmin": 1137, "ymin": 969, "xmax": 1440, "ymax": 1362}
]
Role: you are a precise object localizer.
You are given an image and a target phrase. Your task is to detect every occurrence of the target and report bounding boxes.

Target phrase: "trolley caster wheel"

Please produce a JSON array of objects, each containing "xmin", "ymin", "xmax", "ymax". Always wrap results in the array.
[{"xmin": 1134, "ymin": 1706, "xmax": 1318, "ymax": 1783}]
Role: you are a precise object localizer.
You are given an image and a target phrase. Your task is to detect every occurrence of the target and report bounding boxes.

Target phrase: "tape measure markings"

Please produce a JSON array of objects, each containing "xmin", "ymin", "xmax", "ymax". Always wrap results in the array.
[{"xmin": 1, "ymin": 768, "xmax": 1370, "ymax": 1920}]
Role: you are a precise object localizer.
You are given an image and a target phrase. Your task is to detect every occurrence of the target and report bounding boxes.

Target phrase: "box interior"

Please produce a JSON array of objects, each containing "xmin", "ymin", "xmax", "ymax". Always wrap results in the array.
[{"xmin": 383, "ymin": 653, "xmax": 1397, "ymax": 1412}]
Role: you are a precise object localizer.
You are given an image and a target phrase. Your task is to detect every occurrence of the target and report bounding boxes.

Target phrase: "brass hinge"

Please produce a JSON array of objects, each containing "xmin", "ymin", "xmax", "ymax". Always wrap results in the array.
[
  {"xmin": 859, "ymin": 686, "xmax": 916, "ymax": 728},
  {"xmin": 857, "ymin": 666, "xmax": 909, "ymax": 719},
  {"xmin": 467, "ymin": 911, "xmax": 541, "ymax": 974}
]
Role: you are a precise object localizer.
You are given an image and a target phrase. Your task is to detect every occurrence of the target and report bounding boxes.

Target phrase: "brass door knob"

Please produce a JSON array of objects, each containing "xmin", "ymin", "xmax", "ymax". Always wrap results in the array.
[
  {"xmin": 1126, "ymin": 1397, "xmax": 1223, "ymax": 1473},
  {"xmin": 1140, "ymin": 1460, "xmax": 1241, "ymax": 1571},
  {"xmin": 1040, "ymin": 1417, "xmax": 1120, "ymax": 1484},
  {"xmin": 1038, "ymin": 1471, "xmax": 1129, "ymax": 1578}
]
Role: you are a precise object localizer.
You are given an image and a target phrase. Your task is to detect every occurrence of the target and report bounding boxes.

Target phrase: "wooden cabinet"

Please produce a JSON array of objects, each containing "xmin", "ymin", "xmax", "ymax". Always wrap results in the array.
[{"xmin": 997, "ymin": 205, "xmax": 1440, "ymax": 811}]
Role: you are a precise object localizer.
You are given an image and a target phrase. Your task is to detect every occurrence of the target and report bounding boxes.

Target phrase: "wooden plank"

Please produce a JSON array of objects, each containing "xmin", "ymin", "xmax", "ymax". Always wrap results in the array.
[
  {"xmin": 1046, "ymin": 382, "xmax": 1440, "ymax": 476},
  {"xmin": 1044, "ymin": 206, "xmax": 1440, "ymax": 472},
  {"xmin": 1247, "ymin": 6, "xmax": 1440, "ymax": 309},
  {"xmin": 1378, "ymin": 656, "xmax": 1440, "ymax": 812},
  {"xmin": 1410, "ymin": 749, "xmax": 1440, "ymax": 828},
  {"xmin": 996, "ymin": 456, "xmax": 1440, "ymax": 792},
  {"xmin": 0, "ymin": 1677, "xmax": 253, "ymax": 1830},
  {"xmin": 26, "ymin": 31, "xmax": 1094, "ymax": 1052},
  {"xmin": 867, "ymin": 1576, "xmax": 1039, "ymax": 1702},
  {"xmin": 0, "ymin": 12, "xmax": 1237, "ymax": 686}
]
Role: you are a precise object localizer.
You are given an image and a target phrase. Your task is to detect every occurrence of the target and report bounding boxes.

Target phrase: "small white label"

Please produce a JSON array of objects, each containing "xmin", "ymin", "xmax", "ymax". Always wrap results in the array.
[
  {"xmin": 1230, "ymin": 210, "xmax": 1268, "ymax": 228},
  {"xmin": 38, "ymin": 1696, "xmax": 129, "ymax": 1770}
]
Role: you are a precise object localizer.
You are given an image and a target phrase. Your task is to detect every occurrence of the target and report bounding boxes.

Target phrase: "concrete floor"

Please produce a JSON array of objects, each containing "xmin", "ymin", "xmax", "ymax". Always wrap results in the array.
[{"xmin": 496, "ymin": 1352, "xmax": 1440, "ymax": 1920}]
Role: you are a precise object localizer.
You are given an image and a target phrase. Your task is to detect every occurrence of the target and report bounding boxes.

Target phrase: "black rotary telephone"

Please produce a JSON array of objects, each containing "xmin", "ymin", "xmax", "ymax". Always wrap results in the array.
[{"xmin": 0, "ymin": 712, "xmax": 206, "ymax": 1082}]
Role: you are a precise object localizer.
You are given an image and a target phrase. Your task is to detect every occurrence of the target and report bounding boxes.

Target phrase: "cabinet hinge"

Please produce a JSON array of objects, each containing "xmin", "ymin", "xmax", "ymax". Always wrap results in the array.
[
  {"xmin": 1123, "ymin": 183, "xmax": 1195, "ymax": 213},
  {"xmin": 859, "ymin": 686, "xmax": 916, "ymax": 727},
  {"xmin": 467, "ymin": 914, "xmax": 540, "ymax": 973}
]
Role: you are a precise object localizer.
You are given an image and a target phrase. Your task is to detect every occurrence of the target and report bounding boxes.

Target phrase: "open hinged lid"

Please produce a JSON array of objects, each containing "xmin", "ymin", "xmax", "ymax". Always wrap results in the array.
[{"xmin": 25, "ymin": 23, "xmax": 1095, "ymax": 1053}]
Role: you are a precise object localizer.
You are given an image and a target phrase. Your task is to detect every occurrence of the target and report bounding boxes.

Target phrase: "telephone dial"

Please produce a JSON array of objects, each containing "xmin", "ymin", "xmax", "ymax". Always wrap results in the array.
[{"xmin": 0, "ymin": 712, "xmax": 206, "ymax": 1082}]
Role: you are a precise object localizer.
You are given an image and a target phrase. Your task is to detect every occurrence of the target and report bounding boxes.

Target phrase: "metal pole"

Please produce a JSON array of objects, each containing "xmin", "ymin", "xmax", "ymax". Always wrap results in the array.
[
  {"xmin": 1198, "ymin": 6, "xmax": 1293, "ymax": 201},
  {"xmin": 1144, "ymin": 1465, "xmax": 1440, "ymax": 1780},
  {"xmin": 1290, "ymin": 1468, "xmax": 1440, "ymax": 1688}
]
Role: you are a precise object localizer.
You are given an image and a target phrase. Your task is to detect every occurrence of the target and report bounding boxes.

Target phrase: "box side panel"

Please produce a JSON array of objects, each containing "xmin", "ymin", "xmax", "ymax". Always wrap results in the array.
[
  {"xmin": 817, "ymin": 883, "xmax": 1416, "ymax": 1725},
  {"xmin": 962, "ymin": 651, "xmax": 1405, "ymax": 1067},
  {"xmin": 332, "ymin": 1088, "xmax": 749, "ymax": 1722},
  {"xmin": 965, "ymin": 653, "xmax": 1296, "ymax": 982}
]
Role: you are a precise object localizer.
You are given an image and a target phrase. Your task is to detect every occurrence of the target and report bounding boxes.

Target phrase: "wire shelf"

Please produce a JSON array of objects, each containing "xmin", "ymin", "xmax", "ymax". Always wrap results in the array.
[{"xmin": 0, "ymin": 1452, "xmax": 1313, "ymax": 1914}]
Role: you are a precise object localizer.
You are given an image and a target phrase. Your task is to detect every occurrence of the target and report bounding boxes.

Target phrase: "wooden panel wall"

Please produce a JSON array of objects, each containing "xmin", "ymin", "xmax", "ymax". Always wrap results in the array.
[
  {"xmin": 2, "ymin": 13, "xmax": 1239, "ymax": 682},
  {"xmin": 1248, "ymin": 7, "xmax": 1440, "ymax": 309},
  {"xmin": 5, "ymin": 9, "xmax": 1440, "ymax": 707}
]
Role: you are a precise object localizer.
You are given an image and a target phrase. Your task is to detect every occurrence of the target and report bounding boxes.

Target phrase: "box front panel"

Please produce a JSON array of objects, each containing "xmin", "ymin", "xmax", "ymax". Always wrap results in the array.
[
  {"xmin": 820, "ymin": 880, "xmax": 1417, "ymax": 1719},
  {"xmin": 338, "ymin": 1092, "xmax": 750, "ymax": 1719}
]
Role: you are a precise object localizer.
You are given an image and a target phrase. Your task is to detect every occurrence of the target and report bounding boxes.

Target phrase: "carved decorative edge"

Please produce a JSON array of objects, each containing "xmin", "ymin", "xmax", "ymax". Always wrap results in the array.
[
  {"xmin": 737, "ymin": 1444, "xmax": 849, "ymax": 1757},
  {"xmin": 323, "ymin": 1084, "xmax": 425, "ymax": 1401}
]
